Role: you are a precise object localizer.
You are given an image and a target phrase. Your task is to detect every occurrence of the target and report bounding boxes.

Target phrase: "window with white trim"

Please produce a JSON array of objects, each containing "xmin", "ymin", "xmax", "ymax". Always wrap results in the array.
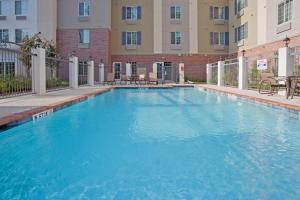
[
  {"xmin": 234, "ymin": 0, "xmax": 247, "ymax": 15},
  {"xmin": 210, "ymin": 32, "xmax": 229, "ymax": 46},
  {"xmin": 171, "ymin": 32, "xmax": 181, "ymax": 45},
  {"xmin": 15, "ymin": 0, "xmax": 27, "ymax": 16},
  {"xmin": 170, "ymin": 6, "xmax": 181, "ymax": 20},
  {"xmin": 278, "ymin": 0, "xmax": 293, "ymax": 25},
  {"xmin": 130, "ymin": 62, "xmax": 137, "ymax": 75},
  {"xmin": 0, "ymin": 0, "xmax": 9, "ymax": 16},
  {"xmin": 15, "ymin": 29, "xmax": 28, "ymax": 43},
  {"xmin": 79, "ymin": 0, "xmax": 90, "ymax": 17},
  {"xmin": 0, "ymin": 29, "xmax": 9, "ymax": 43},
  {"xmin": 79, "ymin": 29, "xmax": 90, "ymax": 44},
  {"xmin": 126, "ymin": 7, "xmax": 138, "ymax": 20},
  {"xmin": 210, "ymin": 6, "xmax": 228, "ymax": 20},
  {"xmin": 235, "ymin": 23, "xmax": 248, "ymax": 42},
  {"xmin": 79, "ymin": 61, "xmax": 88, "ymax": 76},
  {"xmin": 126, "ymin": 32, "xmax": 137, "ymax": 45}
]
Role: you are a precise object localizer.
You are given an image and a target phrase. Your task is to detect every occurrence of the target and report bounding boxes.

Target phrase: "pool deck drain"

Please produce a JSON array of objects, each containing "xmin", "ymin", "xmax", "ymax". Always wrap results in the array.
[{"xmin": 1, "ymin": 84, "xmax": 300, "ymax": 130}]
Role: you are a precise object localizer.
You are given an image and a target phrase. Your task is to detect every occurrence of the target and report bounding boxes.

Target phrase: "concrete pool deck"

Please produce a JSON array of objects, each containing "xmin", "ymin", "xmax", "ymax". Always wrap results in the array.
[
  {"xmin": 1, "ymin": 84, "xmax": 300, "ymax": 129},
  {"xmin": 196, "ymin": 84, "xmax": 300, "ymax": 111}
]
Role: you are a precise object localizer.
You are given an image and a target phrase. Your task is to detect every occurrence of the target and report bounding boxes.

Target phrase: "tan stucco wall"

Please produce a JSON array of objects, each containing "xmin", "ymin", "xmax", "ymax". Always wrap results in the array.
[
  {"xmin": 37, "ymin": 0, "xmax": 57, "ymax": 42},
  {"xmin": 266, "ymin": 0, "xmax": 300, "ymax": 44},
  {"xmin": 111, "ymin": 0, "xmax": 154, "ymax": 55},
  {"xmin": 228, "ymin": 0, "xmax": 258, "ymax": 54},
  {"xmin": 57, "ymin": 0, "xmax": 111, "ymax": 29},
  {"xmin": 198, "ymin": 0, "xmax": 229, "ymax": 55},
  {"xmin": 161, "ymin": 0, "xmax": 190, "ymax": 54}
]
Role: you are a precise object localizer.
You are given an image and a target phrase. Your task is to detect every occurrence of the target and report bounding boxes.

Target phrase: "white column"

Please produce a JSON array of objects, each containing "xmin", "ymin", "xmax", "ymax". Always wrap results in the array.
[
  {"xmin": 99, "ymin": 63, "xmax": 105, "ymax": 84},
  {"xmin": 218, "ymin": 61, "xmax": 224, "ymax": 86},
  {"xmin": 238, "ymin": 56, "xmax": 248, "ymax": 90},
  {"xmin": 153, "ymin": 63, "xmax": 158, "ymax": 74},
  {"xmin": 69, "ymin": 56, "xmax": 78, "ymax": 89},
  {"xmin": 126, "ymin": 63, "xmax": 132, "ymax": 77},
  {"xmin": 88, "ymin": 61, "xmax": 94, "ymax": 86},
  {"xmin": 206, "ymin": 64, "xmax": 212, "ymax": 84},
  {"xmin": 179, "ymin": 63, "xmax": 185, "ymax": 84},
  {"xmin": 31, "ymin": 47, "xmax": 46, "ymax": 95},
  {"xmin": 278, "ymin": 47, "xmax": 294, "ymax": 77}
]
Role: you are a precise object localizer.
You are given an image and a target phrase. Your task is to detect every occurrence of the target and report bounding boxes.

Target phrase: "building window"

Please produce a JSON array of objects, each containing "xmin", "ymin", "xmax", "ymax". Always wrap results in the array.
[
  {"xmin": 210, "ymin": 6, "xmax": 229, "ymax": 20},
  {"xmin": 122, "ymin": 32, "xmax": 141, "ymax": 46},
  {"xmin": 170, "ymin": 6, "xmax": 181, "ymax": 20},
  {"xmin": 234, "ymin": 0, "xmax": 247, "ymax": 15},
  {"xmin": 79, "ymin": 0, "xmax": 90, "ymax": 17},
  {"xmin": 171, "ymin": 32, "xmax": 181, "ymax": 45},
  {"xmin": 278, "ymin": 0, "xmax": 293, "ymax": 25},
  {"xmin": 15, "ymin": 0, "xmax": 27, "ymax": 16},
  {"xmin": 79, "ymin": 29, "xmax": 90, "ymax": 44},
  {"xmin": 0, "ymin": 0, "xmax": 8, "ymax": 16},
  {"xmin": 0, "ymin": 62, "xmax": 15, "ymax": 76},
  {"xmin": 235, "ymin": 23, "xmax": 248, "ymax": 42},
  {"xmin": 78, "ymin": 61, "xmax": 88, "ymax": 76},
  {"xmin": 15, "ymin": 29, "xmax": 28, "ymax": 43},
  {"xmin": 122, "ymin": 6, "xmax": 141, "ymax": 20},
  {"xmin": 210, "ymin": 32, "xmax": 229, "ymax": 46},
  {"xmin": 0, "ymin": 29, "xmax": 9, "ymax": 43}
]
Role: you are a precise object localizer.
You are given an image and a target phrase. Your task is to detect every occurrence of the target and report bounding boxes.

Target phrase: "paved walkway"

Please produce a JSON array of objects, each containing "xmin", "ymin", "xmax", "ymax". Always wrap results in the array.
[
  {"xmin": 0, "ymin": 86, "xmax": 113, "ymax": 127},
  {"xmin": 197, "ymin": 84, "xmax": 300, "ymax": 111}
]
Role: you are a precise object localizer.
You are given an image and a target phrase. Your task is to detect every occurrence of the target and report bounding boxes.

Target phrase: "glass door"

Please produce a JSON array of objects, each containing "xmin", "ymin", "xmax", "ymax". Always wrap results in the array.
[{"xmin": 113, "ymin": 62, "xmax": 121, "ymax": 80}]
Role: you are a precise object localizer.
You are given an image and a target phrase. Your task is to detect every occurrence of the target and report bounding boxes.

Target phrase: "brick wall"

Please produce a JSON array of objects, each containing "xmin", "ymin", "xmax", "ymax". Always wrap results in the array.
[{"xmin": 56, "ymin": 28, "xmax": 111, "ymax": 82}]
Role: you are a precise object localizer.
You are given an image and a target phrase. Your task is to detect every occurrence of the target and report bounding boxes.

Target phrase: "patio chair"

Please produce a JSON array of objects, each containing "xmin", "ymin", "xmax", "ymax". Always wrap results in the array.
[
  {"xmin": 120, "ymin": 75, "xmax": 129, "ymax": 85},
  {"xmin": 258, "ymin": 73, "xmax": 286, "ymax": 95},
  {"xmin": 290, "ymin": 76, "xmax": 300, "ymax": 99},
  {"xmin": 105, "ymin": 73, "xmax": 115, "ymax": 85},
  {"xmin": 148, "ymin": 72, "xmax": 158, "ymax": 85},
  {"xmin": 137, "ymin": 68, "xmax": 147, "ymax": 85}
]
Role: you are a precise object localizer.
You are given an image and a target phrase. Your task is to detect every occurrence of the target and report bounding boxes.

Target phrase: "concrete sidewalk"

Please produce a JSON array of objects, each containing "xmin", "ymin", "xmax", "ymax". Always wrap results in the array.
[
  {"xmin": 0, "ymin": 86, "xmax": 114, "ymax": 127},
  {"xmin": 197, "ymin": 84, "xmax": 300, "ymax": 111}
]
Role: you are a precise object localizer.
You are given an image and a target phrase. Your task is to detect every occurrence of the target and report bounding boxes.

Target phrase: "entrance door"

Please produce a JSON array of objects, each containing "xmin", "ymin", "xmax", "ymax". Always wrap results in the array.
[
  {"xmin": 156, "ymin": 62, "xmax": 163, "ymax": 80},
  {"xmin": 164, "ymin": 62, "xmax": 173, "ymax": 82},
  {"xmin": 113, "ymin": 62, "xmax": 121, "ymax": 80}
]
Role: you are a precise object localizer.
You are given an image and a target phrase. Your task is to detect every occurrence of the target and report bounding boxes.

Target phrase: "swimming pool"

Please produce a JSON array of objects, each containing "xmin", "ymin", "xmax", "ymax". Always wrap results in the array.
[{"xmin": 0, "ymin": 88, "xmax": 300, "ymax": 199}]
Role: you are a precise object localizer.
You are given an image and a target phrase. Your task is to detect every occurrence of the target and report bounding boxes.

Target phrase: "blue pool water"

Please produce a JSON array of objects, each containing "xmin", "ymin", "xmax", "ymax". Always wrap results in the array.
[{"xmin": 0, "ymin": 88, "xmax": 300, "ymax": 199}]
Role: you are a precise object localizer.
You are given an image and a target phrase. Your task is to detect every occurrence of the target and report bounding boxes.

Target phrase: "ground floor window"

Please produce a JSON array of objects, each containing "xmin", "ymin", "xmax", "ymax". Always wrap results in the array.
[
  {"xmin": 0, "ymin": 62, "xmax": 15, "ymax": 76},
  {"xmin": 130, "ymin": 62, "xmax": 137, "ymax": 75}
]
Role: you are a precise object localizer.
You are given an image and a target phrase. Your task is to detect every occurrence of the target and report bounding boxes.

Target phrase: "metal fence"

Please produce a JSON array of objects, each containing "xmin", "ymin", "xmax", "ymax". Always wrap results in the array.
[
  {"xmin": 224, "ymin": 58, "xmax": 239, "ymax": 87},
  {"xmin": 0, "ymin": 42, "xmax": 35, "ymax": 99},
  {"xmin": 211, "ymin": 62, "xmax": 218, "ymax": 85},
  {"xmin": 78, "ymin": 61, "xmax": 89, "ymax": 86},
  {"xmin": 246, "ymin": 51, "xmax": 278, "ymax": 90},
  {"xmin": 46, "ymin": 52, "xmax": 70, "ymax": 91}
]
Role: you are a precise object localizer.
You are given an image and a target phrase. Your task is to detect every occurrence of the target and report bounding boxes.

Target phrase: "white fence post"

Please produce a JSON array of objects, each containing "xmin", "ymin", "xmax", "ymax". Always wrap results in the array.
[
  {"xmin": 88, "ymin": 60, "xmax": 94, "ymax": 86},
  {"xmin": 206, "ymin": 64, "xmax": 212, "ymax": 84},
  {"xmin": 32, "ymin": 47, "xmax": 46, "ymax": 95},
  {"xmin": 238, "ymin": 56, "xmax": 248, "ymax": 90},
  {"xmin": 218, "ymin": 61, "xmax": 224, "ymax": 86},
  {"xmin": 69, "ymin": 56, "xmax": 78, "ymax": 89},
  {"xmin": 99, "ymin": 63, "xmax": 105, "ymax": 84},
  {"xmin": 278, "ymin": 47, "xmax": 295, "ymax": 77},
  {"xmin": 179, "ymin": 63, "xmax": 185, "ymax": 84}
]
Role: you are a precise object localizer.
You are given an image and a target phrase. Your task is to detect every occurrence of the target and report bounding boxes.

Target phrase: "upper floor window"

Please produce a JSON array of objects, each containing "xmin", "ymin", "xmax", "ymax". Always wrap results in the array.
[
  {"xmin": 170, "ymin": 6, "xmax": 181, "ymax": 20},
  {"xmin": 278, "ymin": 0, "xmax": 293, "ymax": 25},
  {"xmin": 234, "ymin": 0, "xmax": 247, "ymax": 15},
  {"xmin": 122, "ymin": 6, "xmax": 141, "ymax": 21},
  {"xmin": 210, "ymin": 6, "xmax": 229, "ymax": 20},
  {"xmin": 79, "ymin": 0, "xmax": 90, "ymax": 17},
  {"xmin": 0, "ymin": 29, "xmax": 9, "ymax": 43},
  {"xmin": 122, "ymin": 32, "xmax": 141, "ymax": 46},
  {"xmin": 15, "ymin": 0, "xmax": 27, "ymax": 16},
  {"xmin": 79, "ymin": 29, "xmax": 90, "ymax": 44},
  {"xmin": 171, "ymin": 32, "xmax": 181, "ymax": 45},
  {"xmin": 15, "ymin": 29, "xmax": 28, "ymax": 43},
  {"xmin": 0, "ymin": 0, "xmax": 9, "ymax": 16},
  {"xmin": 235, "ymin": 23, "xmax": 248, "ymax": 42},
  {"xmin": 210, "ymin": 32, "xmax": 229, "ymax": 46}
]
